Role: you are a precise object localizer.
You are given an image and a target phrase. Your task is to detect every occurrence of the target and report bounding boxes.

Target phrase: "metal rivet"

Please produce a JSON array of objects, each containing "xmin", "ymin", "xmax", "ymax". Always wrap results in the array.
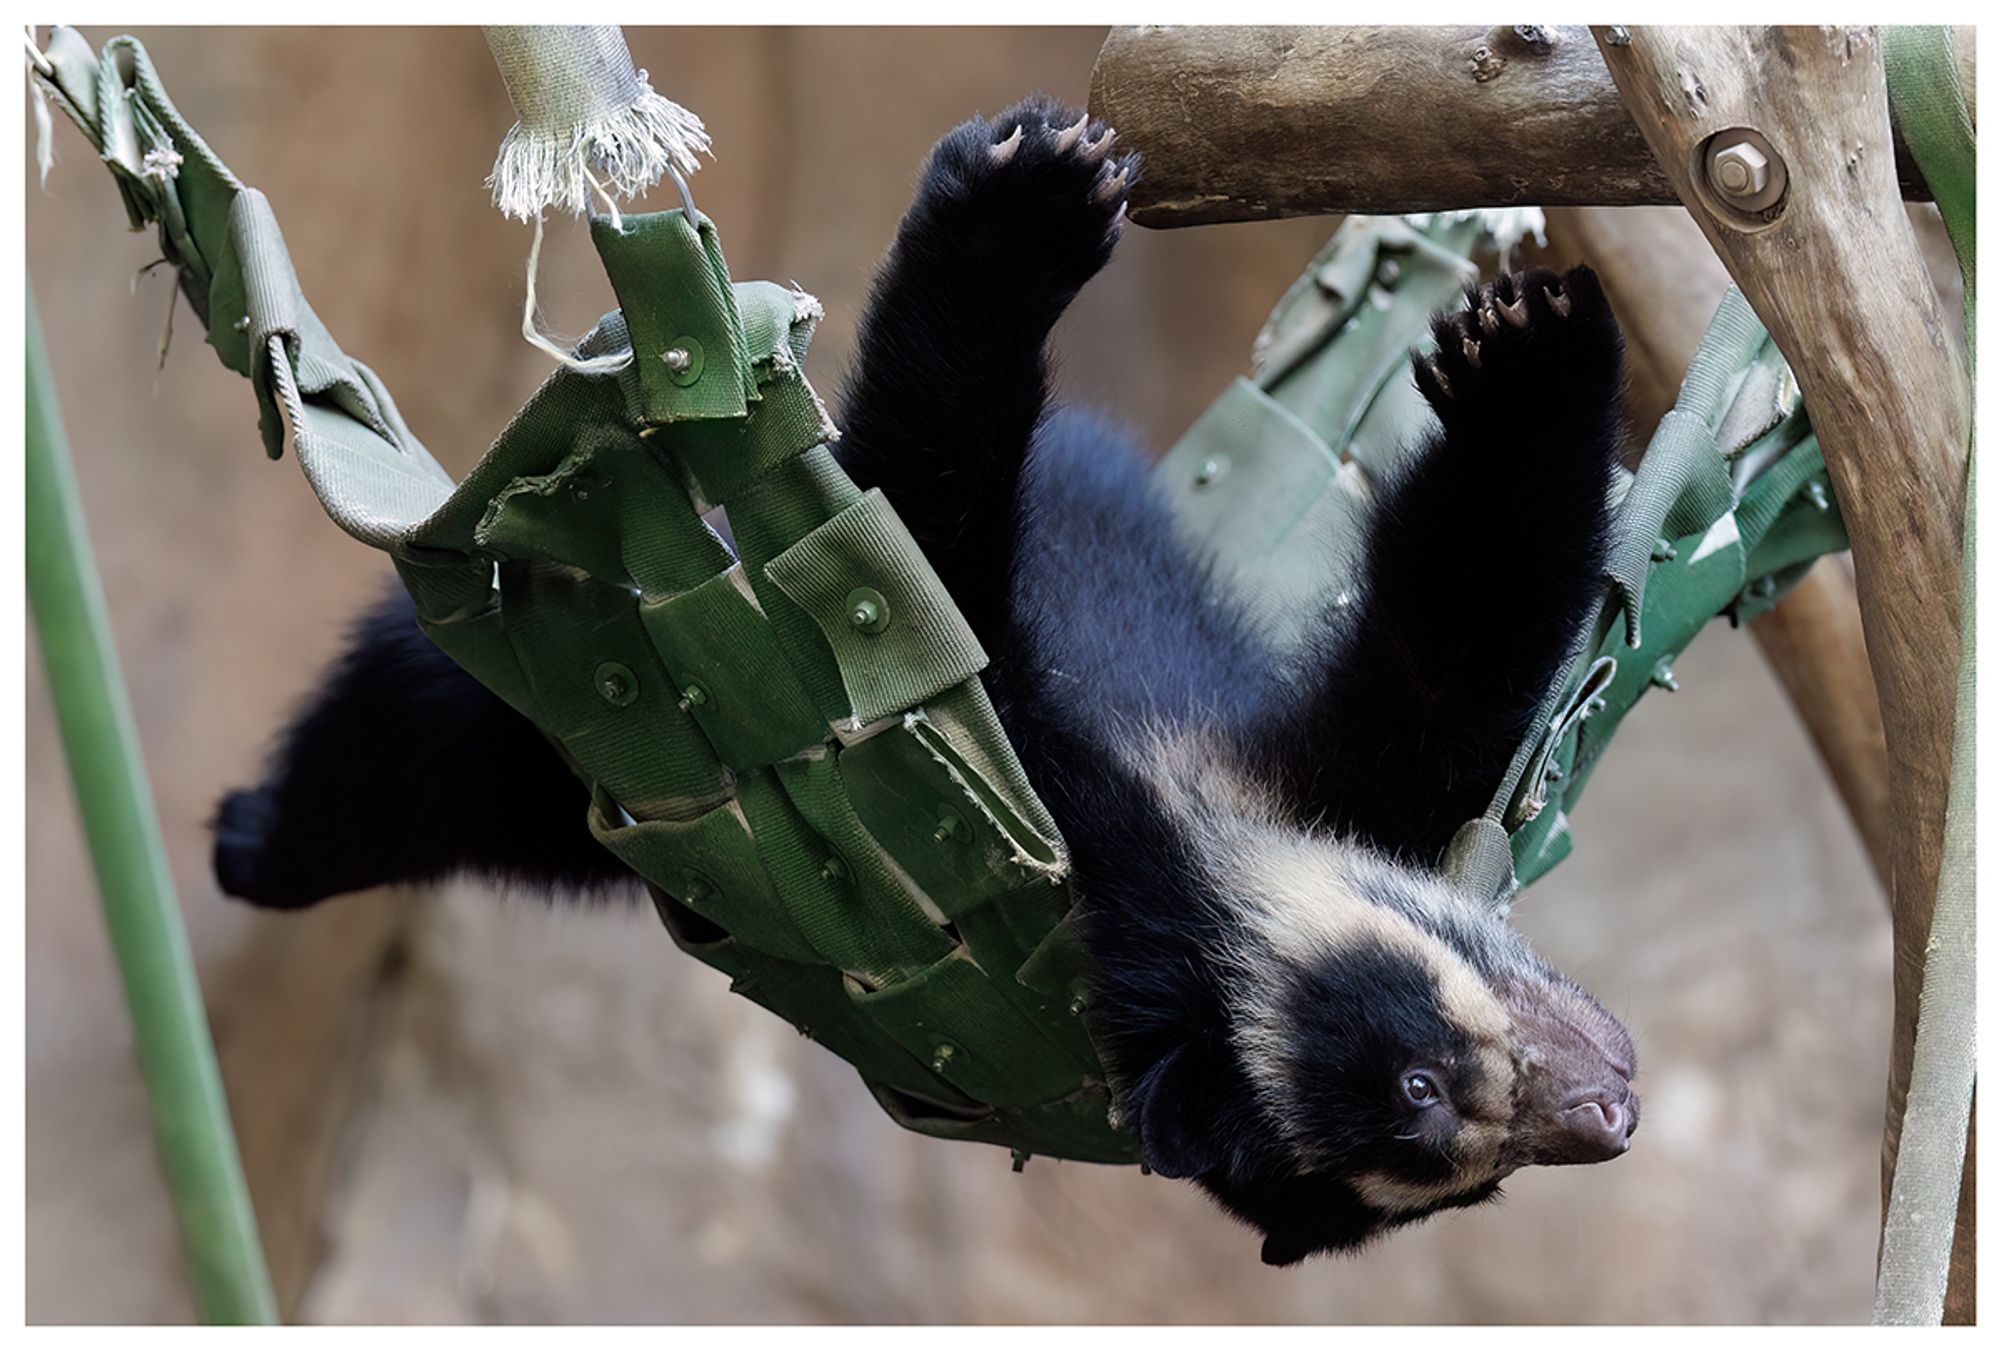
[
  {"xmin": 1752, "ymin": 576, "xmax": 1778, "ymax": 599},
  {"xmin": 1546, "ymin": 762, "xmax": 1565, "ymax": 782},
  {"xmin": 820, "ymin": 855, "xmax": 848, "ymax": 883},
  {"xmin": 1375, "ymin": 258, "xmax": 1403, "ymax": 288},
  {"xmin": 232, "ymin": 315, "xmax": 250, "ymax": 333},
  {"xmin": 1606, "ymin": 25, "xmax": 1631, "ymax": 46},
  {"xmin": 1652, "ymin": 537, "xmax": 1678, "ymax": 562},
  {"xmin": 595, "ymin": 661, "xmax": 639, "ymax": 706},
  {"xmin": 660, "ymin": 336, "xmax": 704, "ymax": 386},
  {"xmin": 677, "ymin": 682, "xmax": 709, "ymax": 712},
  {"xmin": 1806, "ymin": 481, "xmax": 1831, "ymax": 512},
  {"xmin": 845, "ymin": 587, "xmax": 891, "ymax": 635},
  {"xmin": 931, "ymin": 1042, "xmax": 957, "ymax": 1073},
  {"xmin": 1650, "ymin": 661, "xmax": 1681, "ymax": 692},
  {"xmin": 1193, "ymin": 456, "xmax": 1228, "ymax": 488},
  {"xmin": 933, "ymin": 807, "xmax": 968, "ymax": 844},
  {"xmin": 685, "ymin": 875, "xmax": 714, "ymax": 906}
]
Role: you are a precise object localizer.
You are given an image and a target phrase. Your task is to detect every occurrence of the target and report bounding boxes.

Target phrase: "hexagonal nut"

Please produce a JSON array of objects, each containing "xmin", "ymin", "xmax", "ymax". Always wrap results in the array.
[{"xmin": 1711, "ymin": 141, "xmax": 1771, "ymax": 198}]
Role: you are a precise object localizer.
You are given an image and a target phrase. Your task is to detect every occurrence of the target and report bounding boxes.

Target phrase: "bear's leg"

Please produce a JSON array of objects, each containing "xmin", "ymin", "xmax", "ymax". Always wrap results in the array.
[
  {"xmin": 1277, "ymin": 266, "xmax": 1628, "ymax": 864},
  {"xmin": 213, "ymin": 586, "xmax": 632, "ymax": 908},
  {"xmin": 833, "ymin": 95, "xmax": 1137, "ymax": 646}
]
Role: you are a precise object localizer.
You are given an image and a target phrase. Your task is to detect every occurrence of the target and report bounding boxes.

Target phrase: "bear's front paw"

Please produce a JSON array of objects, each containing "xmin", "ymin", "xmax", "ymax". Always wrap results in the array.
[
  {"xmin": 1412, "ymin": 266, "xmax": 1624, "ymax": 427},
  {"xmin": 908, "ymin": 94, "xmax": 1139, "ymax": 310}
]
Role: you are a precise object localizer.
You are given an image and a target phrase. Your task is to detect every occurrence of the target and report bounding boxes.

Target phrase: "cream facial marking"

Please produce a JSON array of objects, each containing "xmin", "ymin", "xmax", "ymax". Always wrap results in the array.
[{"xmin": 1131, "ymin": 726, "xmax": 1523, "ymax": 1158}]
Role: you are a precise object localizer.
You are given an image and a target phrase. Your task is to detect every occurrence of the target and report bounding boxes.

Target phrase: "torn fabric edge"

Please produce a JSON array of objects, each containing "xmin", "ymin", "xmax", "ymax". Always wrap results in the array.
[{"xmin": 483, "ymin": 25, "xmax": 711, "ymax": 222}]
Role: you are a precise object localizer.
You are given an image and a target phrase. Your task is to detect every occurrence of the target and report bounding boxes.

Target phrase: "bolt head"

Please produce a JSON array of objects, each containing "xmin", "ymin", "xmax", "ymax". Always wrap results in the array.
[
  {"xmin": 1711, "ymin": 141, "xmax": 1771, "ymax": 198},
  {"xmin": 662, "ymin": 346, "xmax": 693, "ymax": 373}
]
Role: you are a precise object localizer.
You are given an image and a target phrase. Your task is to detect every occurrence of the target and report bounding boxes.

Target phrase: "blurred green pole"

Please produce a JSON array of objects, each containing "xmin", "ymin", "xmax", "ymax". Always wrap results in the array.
[{"xmin": 25, "ymin": 285, "xmax": 278, "ymax": 1325}]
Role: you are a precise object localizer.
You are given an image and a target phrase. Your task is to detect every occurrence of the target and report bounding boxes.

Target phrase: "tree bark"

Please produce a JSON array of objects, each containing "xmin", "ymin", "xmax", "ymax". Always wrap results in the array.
[
  {"xmin": 1593, "ymin": 24, "xmax": 1971, "ymax": 1323},
  {"xmin": 1088, "ymin": 25, "xmax": 1968, "ymax": 226}
]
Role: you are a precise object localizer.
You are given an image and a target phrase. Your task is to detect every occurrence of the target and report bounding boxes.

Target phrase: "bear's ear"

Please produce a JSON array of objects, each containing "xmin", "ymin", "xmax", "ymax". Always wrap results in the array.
[{"xmin": 1129, "ymin": 1040, "xmax": 1225, "ymax": 1180}]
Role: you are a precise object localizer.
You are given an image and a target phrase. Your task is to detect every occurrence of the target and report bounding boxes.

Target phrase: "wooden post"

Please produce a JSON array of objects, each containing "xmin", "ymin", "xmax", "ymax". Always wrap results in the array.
[
  {"xmin": 1087, "ymin": 26, "xmax": 1965, "ymax": 227},
  {"xmin": 1745, "ymin": 561, "xmax": 1895, "ymax": 887},
  {"xmin": 1592, "ymin": 25, "xmax": 1971, "ymax": 1322}
]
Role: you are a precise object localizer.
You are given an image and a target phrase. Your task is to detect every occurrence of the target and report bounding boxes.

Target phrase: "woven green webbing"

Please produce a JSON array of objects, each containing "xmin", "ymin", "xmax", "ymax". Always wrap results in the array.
[
  {"xmin": 41, "ymin": 30, "xmax": 1131, "ymax": 1165},
  {"xmin": 1157, "ymin": 215, "xmax": 1851, "ymax": 903}
]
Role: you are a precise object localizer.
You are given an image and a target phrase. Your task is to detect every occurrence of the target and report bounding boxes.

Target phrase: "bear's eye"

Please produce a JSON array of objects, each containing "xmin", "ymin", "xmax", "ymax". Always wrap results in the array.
[{"xmin": 1403, "ymin": 1071, "xmax": 1443, "ymax": 1106}]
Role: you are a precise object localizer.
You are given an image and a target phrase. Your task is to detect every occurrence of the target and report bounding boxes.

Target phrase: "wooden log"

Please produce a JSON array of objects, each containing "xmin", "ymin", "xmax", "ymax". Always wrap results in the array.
[
  {"xmin": 1088, "ymin": 26, "xmax": 1969, "ymax": 227},
  {"xmin": 1591, "ymin": 24, "xmax": 1971, "ymax": 1323}
]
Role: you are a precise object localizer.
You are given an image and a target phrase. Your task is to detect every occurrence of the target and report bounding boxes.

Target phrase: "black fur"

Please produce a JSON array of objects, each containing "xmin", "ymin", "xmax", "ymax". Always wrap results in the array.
[
  {"xmin": 213, "ymin": 98, "xmax": 1635, "ymax": 1263},
  {"xmin": 212, "ymin": 591, "xmax": 630, "ymax": 907}
]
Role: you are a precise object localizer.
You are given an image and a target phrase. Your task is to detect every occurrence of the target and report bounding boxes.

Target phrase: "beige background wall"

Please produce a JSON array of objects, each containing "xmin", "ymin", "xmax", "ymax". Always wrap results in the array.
[{"xmin": 27, "ymin": 26, "xmax": 1892, "ymax": 1322}]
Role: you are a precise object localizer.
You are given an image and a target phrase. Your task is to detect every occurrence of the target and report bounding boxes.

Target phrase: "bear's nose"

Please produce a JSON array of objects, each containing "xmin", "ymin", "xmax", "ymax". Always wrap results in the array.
[{"xmin": 1551, "ymin": 1087, "xmax": 1638, "ymax": 1163}]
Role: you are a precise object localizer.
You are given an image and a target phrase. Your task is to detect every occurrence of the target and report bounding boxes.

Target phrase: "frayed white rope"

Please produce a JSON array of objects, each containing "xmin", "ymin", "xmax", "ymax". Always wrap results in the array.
[
  {"xmin": 482, "ymin": 28, "xmax": 704, "ymax": 369},
  {"xmin": 582, "ymin": 164, "xmax": 622, "ymax": 230},
  {"xmin": 520, "ymin": 216, "xmax": 632, "ymax": 375},
  {"xmin": 487, "ymin": 85, "xmax": 708, "ymax": 221},
  {"xmin": 482, "ymin": 24, "xmax": 710, "ymax": 223}
]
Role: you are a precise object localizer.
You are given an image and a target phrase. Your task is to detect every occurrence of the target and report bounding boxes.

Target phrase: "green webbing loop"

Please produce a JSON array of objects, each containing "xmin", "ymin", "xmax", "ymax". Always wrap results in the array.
[
  {"xmin": 1602, "ymin": 290, "xmax": 1761, "ymax": 648},
  {"xmin": 1886, "ymin": 27, "xmax": 1975, "ymax": 364},
  {"xmin": 1874, "ymin": 25, "xmax": 1977, "ymax": 1327}
]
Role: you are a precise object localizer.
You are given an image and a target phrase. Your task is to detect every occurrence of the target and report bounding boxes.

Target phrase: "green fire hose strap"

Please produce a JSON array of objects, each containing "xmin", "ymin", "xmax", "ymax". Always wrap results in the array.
[
  {"xmin": 222, "ymin": 193, "xmax": 453, "ymax": 544},
  {"xmin": 765, "ymin": 490, "xmax": 990, "ymax": 728},
  {"xmin": 593, "ymin": 210, "xmax": 755, "ymax": 424},
  {"xmin": 1602, "ymin": 288, "xmax": 1763, "ymax": 647}
]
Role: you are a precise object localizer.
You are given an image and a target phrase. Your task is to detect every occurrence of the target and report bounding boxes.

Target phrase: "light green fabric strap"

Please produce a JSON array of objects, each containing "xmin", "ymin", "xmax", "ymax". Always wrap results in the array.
[
  {"xmin": 1602, "ymin": 289, "xmax": 1762, "ymax": 648},
  {"xmin": 1886, "ymin": 26, "xmax": 1975, "ymax": 363},
  {"xmin": 1874, "ymin": 24, "xmax": 1977, "ymax": 1327}
]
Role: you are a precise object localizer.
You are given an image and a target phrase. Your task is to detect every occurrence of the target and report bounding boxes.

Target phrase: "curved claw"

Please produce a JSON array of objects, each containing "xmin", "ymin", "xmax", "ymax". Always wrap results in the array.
[
  {"xmin": 1545, "ymin": 285, "xmax": 1571, "ymax": 319},
  {"xmin": 1422, "ymin": 355, "xmax": 1453, "ymax": 400},
  {"xmin": 1081, "ymin": 128, "xmax": 1118, "ymax": 162},
  {"xmin": 1461, "ymin": 335, "xmax": 1482, "ymax": 369},
  {"xmin": 1478, "ymin": 304, "xmax": 1501, "ymax": 336},
  {"xmin": 1498, "ymin": 295, "xmax": 1531, "ymax": 328},
  {"xmin": 1092, "ymin": 165, "xmax": 1130, "ymax": 205},
  {"xmin": 1053, "ymin": 115, "xmax": 1091, "ymax": 153},
  {"xmin": 989, "ymin": 124, "xmax": 1024, "ymax": 164}
]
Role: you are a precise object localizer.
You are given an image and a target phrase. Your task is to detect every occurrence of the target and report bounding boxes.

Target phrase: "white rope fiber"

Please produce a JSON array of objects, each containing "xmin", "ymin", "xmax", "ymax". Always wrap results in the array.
[
  {"xmin": 482, "ymin": 26, "xmax": 707, "ymax": 372},
  {"xmin": 483, "ymin": 25, "xmax": 708, "ymax": 222}
]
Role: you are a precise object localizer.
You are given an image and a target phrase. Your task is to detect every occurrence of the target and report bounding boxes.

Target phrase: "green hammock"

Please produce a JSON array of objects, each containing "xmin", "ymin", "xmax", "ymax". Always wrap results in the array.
[{"xmin": 33, "ymin": 31, "xmax": 1849, "ymax": 1176}]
